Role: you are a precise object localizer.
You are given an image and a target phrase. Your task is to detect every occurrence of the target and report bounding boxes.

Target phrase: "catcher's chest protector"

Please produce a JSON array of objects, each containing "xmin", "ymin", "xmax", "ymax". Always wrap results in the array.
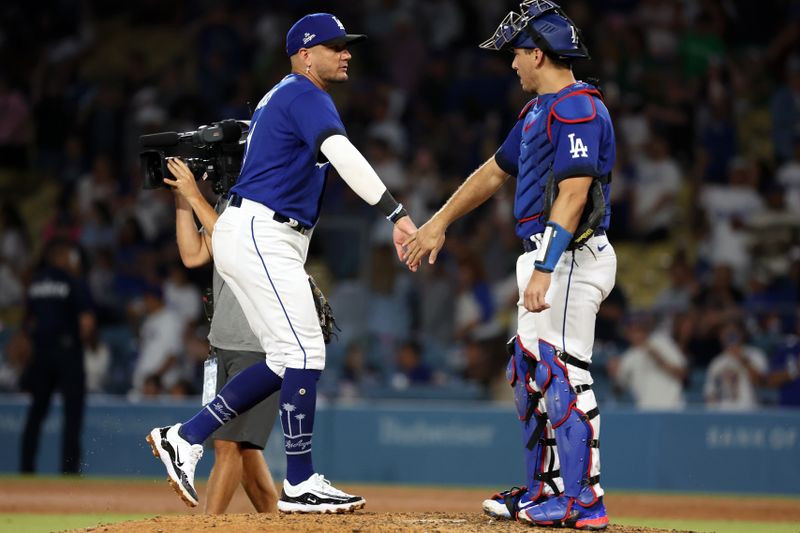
[{"xmin": 516, "ymin": 82, "xmax": 608, "ymax": 239}]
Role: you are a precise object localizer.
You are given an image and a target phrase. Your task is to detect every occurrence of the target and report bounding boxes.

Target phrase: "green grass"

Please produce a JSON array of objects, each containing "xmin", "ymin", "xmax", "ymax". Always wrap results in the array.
[
  {"xmin": 614, "ymin": 517, "xmax": 800, "ymax": 533},
  {"xmin": 0, "ymin": 514, "xmax": 153, "ymax": 533}
]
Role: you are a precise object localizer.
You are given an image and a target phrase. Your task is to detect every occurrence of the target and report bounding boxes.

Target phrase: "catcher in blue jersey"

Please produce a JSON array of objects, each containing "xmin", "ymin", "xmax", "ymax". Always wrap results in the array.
[{"xmin": 405, "ymin": 1, "xmax": 615, "ymax": 529}]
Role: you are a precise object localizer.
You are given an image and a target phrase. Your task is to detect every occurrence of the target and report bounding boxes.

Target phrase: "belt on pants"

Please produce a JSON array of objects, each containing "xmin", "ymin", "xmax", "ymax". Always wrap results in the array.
[
  {"xmin": 228, "ymin": 193, "xmax": 312, "ymax": 235},
  {"xmin": 521, "ymin": 229, "xmax": 605, "ymax": 253}
]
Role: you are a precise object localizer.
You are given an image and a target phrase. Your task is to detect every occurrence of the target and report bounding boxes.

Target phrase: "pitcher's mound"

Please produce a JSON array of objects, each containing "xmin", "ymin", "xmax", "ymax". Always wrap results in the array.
[{"xmin": 71, "ymin": 511, "xmax": 686, "ymax": 532}]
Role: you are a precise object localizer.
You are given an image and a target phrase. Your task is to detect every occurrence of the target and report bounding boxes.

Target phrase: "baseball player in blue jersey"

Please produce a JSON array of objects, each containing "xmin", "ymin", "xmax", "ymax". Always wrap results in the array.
[
  {"xmin": 147, "ymin": 13, "xmax": 416, "ymax": 513},
  {"xmin": 164, "ymin": 157, "xmax": 279, "ymax": 514},
  {"xmin": 405, "ymin": 1, "xmax": 614, "ymax": 529}
]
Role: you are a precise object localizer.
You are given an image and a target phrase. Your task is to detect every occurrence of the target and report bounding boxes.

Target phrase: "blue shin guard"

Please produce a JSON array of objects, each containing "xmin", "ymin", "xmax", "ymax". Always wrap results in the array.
[
  {"xmin": 534, "ymin": 340, "xmax": 599, "ymax": 505},
  {"xmin": 507, "ymin": 337, "xmax": 561, "ymax": 501}
]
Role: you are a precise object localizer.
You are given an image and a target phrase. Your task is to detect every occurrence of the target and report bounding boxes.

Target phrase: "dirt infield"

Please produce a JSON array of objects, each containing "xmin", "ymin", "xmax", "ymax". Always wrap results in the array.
[{"xmin": 2, "ymin": 478, "xmax": 799, "ymax": 532}]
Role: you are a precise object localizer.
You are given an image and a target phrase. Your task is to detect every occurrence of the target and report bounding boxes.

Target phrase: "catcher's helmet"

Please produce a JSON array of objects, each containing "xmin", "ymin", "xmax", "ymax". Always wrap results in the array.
[{"xmin": 480, "ymin": 0, "xmax": 589, "ymax": 60}]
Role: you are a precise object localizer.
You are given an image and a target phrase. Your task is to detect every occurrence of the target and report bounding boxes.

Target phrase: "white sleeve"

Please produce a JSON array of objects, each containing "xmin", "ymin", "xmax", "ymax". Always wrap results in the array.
[{"xmin": 320, "ymin": 134, "xmax": 387, "ymax": 206}]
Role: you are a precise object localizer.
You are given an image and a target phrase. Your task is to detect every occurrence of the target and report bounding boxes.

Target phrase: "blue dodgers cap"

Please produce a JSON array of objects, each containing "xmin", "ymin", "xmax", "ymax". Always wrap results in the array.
[{"xmin": 286, "ymin": 13, "xmax": 367, "ymax": 56}]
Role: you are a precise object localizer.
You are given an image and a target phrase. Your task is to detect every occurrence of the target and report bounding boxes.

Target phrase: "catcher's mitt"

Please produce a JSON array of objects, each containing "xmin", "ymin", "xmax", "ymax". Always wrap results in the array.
[
  {"xmin": 542, "ymin": 174, "xmax": 606, "ymax": 250},
  {"xmin": 309, "ymin": 275, "xmax": 340, "ymax": 344}
]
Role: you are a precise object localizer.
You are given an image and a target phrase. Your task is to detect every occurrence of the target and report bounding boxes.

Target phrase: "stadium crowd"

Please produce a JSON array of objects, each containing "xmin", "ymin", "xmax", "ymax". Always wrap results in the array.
[{"xmin": 0, "ymin": 0, "xmax": 799, "ymax": 409}]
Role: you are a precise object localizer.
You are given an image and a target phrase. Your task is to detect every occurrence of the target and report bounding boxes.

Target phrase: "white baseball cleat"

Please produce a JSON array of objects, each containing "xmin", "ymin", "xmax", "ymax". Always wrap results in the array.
[
  {"xmin": 278, "ymin": 473, "xmax": 366, "ymax": 513},
  {"xmin": 146, "ymin": 423, "xmax": 204, "ymax": 507}
]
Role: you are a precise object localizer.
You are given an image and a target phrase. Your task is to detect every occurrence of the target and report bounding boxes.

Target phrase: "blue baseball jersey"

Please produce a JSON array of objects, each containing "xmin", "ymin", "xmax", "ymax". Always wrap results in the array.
[
  {"xmin": 495, "ymin": 82, "xmax": 615, "ymax": 240},
  {"xmin": 232, "ymin": 74, "xmax": 346, "ymax": 227}
]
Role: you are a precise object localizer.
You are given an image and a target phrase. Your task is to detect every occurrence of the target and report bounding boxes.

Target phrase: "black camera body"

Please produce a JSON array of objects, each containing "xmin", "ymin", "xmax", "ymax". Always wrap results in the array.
[{"xmin": 139, "ymin": 119, "xmax": 249, "ymax": 195}]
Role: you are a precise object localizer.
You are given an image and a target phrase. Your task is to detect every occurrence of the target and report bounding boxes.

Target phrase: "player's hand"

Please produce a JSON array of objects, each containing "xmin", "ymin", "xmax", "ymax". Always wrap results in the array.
[
  {"xmin": 392, "ymin": 216, "xmax": 418, "ymax": 272},
  {"xmin": 164, "ymin": 158, "xmax": 202, "ymax": 202},
  {"xmin": 403, "ymin": 218, "xmax": 446, "ymax": 270},
  {"xmin": 524, "ymin": 269, "xmax": 551, "ymax": 313}
]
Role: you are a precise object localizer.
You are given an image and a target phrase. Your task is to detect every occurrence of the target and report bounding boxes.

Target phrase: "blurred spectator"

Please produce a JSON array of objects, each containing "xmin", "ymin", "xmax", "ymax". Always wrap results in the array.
[
  {"xmin": 168, "ymin": 379, "xmax": 194, "ymax": 399},
  {"xmin": 0, "ymin": 331, "xmax": 31, "ymax": 392},
  {"xmin": 766, "ymin": 317, "xmax": 800, "ymax": 407},
  {"xmin": 390, "ymin": 340, "xmax": 433, "ymax": 390},
  {"xmin": 770, "ymin": 56, "xmax": 800, "ymax": 162},
  {"xmin": 87, "ymin": 249, "xmax": 121, "ymax": 324},
  {"xmin": 0, "ymin": 256, "xmax": 24, "ymax": 313},
  {"xmin": 163, "ymin": 263, "xmax": 202, "ymax": 325},
  {"xmin": 704, "ymin": 320, "xmax": 768, "ymax": 410},
  {"xmin": 609, "ymin": 314, "xmax": 688, "ymax": 410},
  {"xmin": 700, "ymin": 158, "xmax": 765, "ymax": 278},
  {"xmin": 130, "ymin": 284, "xmax": 185, "ymax": 394},
  {"xmin": 76, "ymin": 156, "xmax": 118, "ymax": 217},
  {"xmin": 141, "ymin": 374, "xmax": 162, "ymax": 398},
  {"xmin": 776, "ymin": 138, "xmax": 800, "ymax": 211},
  {"xmin": 454, "ymin": 252, "xmax": 502, "ymax": 342},
  {"xmin": 460, "ymin": 336, "xmax": 497, "ymax": 390},
  {"xmin": 652, "ymin": 250, "xmax": 699, "ymax": 316},
  {"xmin": 0, "ymin": 74, "xmax": 32, "ymax": 168},
  {"xmin": 79, "ymin": 201, "xmax": 116, "ymax": 254},
  {"xmin": 682, "ymin": 264, "xmax": 743, "ymax": 368},
  {"xmin": 83, "ymin": 331, "xmax": 110, "ymax": 394},
  {"xmin": 20, "ymin": 239, "xmax": 95, "ymax": 474},
  {"xmin": 630, "ymin": 136, "xmax": 682, "ymax": 241},
  {"xmin": 365, "ymin": 245, "xmax": 412, "ymax": 371},
  {"xmin": 0, "ymin": 202, "xmax": 31, "ymax": 275},
  {"xmin": 595, "ymin": 285, "xmax": 628, "ymax": 349},
  {"xmin": 339, "ymin": 341, "xmax": 381, "ymax": 398}
]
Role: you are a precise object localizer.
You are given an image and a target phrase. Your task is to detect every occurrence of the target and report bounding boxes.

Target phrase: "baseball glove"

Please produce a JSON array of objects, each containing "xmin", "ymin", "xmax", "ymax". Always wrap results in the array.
[
  {"xmin": 542, "ymin": 174, "xmax": 606, "ymax": 250},
  {"xmin": 309, "ymin": 275, "xmax": 339, "ymax": 344}
]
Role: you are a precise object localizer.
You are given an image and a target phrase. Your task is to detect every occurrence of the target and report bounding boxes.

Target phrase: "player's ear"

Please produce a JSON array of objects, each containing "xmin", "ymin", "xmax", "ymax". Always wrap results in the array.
[{"xmin": 534, "ymin": 48, "xmax": 546, "ymax": 67}]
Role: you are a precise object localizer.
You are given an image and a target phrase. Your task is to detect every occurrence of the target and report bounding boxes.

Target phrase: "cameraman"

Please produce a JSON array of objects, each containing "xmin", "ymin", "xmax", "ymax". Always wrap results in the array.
[{"xmin": 165, "ymin": 157, "xmax": 279, "ymax": 514}]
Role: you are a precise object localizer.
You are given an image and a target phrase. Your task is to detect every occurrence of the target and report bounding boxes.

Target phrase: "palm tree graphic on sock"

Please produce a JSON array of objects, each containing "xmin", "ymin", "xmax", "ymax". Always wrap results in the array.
[{"xmin": 282, "ymin": 403, "xmax": 296, "ymax": 436}]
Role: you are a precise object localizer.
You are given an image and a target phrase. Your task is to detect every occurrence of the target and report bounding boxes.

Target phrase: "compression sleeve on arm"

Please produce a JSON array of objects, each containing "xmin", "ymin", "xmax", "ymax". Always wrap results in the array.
[
  {"xmin": 320, "ymin": 134, "xmax": 405, "ymax": 220},
  {"xmin": 320, "ymin": 134, "xmax": 387, "ymax": 204}
]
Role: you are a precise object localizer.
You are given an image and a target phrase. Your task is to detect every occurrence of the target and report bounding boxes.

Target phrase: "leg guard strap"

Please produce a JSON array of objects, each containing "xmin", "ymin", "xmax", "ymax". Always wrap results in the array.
[
  {"xmin": 526, "ymin": 412, "xmax": 547, "ymax": 451},
  {"xmin": 557, "ymin": 349, "xmax": 590, "ymax": 370},
  {"xmin": 535, "ymin": 468, "xmax": 562, "ymax": 495}
]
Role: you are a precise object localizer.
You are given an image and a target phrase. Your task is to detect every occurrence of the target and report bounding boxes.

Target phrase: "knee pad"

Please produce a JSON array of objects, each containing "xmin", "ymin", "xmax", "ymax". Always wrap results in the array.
[{"xmin": 537, "ymin": 341, "xmax": 575, "ymax": 427}]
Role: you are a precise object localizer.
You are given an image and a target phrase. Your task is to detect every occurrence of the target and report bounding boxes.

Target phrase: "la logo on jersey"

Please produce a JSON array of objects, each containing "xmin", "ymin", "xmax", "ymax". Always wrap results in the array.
[{"xmin": 568, "ymin": 133, "xmax": 588, "ymax": 158}]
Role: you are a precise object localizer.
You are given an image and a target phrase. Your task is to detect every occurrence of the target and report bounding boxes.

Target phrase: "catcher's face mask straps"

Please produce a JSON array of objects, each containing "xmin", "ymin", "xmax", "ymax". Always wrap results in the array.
[{"xmin": 479, "ymin": 10, "xmax": 526, "ymax": 51}]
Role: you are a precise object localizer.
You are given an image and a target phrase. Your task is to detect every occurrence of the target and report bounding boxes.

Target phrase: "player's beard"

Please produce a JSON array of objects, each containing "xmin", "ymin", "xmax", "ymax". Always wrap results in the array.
[{"xmin": 330, "ymin": 65, "xmax": 349, "ymax": 83}]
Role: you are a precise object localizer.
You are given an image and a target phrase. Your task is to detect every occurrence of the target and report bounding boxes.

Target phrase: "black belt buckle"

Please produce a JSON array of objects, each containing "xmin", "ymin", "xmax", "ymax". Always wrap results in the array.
[
  {"xmin": 522, "ymin": 238, "xmax": 538, "ymax": 253},
  {"xmin": 273, "ymin": 212, "xmax": 310, "ymax": 235}
]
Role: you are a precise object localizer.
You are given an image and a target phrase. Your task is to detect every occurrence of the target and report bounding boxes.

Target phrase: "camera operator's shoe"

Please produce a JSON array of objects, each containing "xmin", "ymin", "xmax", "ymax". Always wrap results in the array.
[
  {"xmin": 278, "ymin": 473, "xmax": 366, "ymax": 513},
  {"xmin": 146, "ymin": 423, "xmax": 204, "ymax": 507},
  {"xmin": 482, "ymin": 486, "xmax": 551, "ymax": 520},
  {"xmin": 519, "ymin": 492, "xmax": 609, "ymax": 530}
]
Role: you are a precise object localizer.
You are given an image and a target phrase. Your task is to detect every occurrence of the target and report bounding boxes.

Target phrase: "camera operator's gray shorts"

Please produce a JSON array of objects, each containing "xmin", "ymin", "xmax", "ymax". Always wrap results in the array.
[{"xmin": 209, "ymin": 347, "xmax": 278, "ymax": 450}]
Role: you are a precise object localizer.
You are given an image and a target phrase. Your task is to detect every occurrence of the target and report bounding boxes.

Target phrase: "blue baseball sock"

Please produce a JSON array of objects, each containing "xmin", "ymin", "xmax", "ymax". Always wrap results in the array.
[
  {"xmin": 179, "ymin": 361, "xmax": 282, "ymax": 445},
  {"xmin": 280, "ymin": 368, "xmax": 321, "ymax": 484}
]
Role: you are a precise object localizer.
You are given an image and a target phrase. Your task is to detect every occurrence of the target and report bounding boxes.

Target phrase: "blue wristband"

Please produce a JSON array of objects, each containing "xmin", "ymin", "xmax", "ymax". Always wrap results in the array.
[{"xmin": 534, "ymin": 221, "xmax": 573, "ymax": 273}]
